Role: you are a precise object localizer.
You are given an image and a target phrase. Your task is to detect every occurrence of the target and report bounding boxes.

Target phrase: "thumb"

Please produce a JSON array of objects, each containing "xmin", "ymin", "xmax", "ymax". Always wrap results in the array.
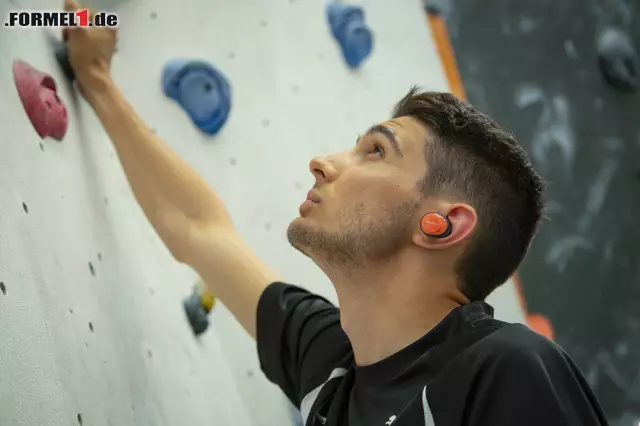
[{"xmin": 64, "ymin": 0, "xmax": 79, "ymax": 11}]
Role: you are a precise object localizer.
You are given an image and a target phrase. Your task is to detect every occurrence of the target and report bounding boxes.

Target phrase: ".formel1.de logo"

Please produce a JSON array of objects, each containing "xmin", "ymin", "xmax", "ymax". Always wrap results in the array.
[{"xmin": 4, "ymin": 9, "xmax": 118, "ymax": 28}]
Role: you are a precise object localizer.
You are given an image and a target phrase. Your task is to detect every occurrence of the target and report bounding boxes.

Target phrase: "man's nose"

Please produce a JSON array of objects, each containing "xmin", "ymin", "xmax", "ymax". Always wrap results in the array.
[{"xmin": 309, "ymin": 155, "xmax": 339, "ymax": 183}]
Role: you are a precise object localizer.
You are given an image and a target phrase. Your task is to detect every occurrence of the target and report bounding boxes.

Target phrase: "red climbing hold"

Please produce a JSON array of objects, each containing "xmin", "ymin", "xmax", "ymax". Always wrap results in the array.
[{"xmin": 12, "ymin": 60, "xmax": 68, "ymax": 141}]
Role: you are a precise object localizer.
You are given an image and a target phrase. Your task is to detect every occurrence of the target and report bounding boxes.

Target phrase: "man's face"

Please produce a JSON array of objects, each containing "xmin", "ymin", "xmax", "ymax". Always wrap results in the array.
[{"xmin": 287, "ymin": 116, "xmax": 431, "ymax": 266}]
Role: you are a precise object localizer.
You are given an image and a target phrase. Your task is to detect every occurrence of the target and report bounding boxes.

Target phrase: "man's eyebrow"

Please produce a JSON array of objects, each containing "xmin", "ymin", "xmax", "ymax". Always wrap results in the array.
[{"xmin": 364, "ymin": 124, "xmax": 403, "ymax": 157}]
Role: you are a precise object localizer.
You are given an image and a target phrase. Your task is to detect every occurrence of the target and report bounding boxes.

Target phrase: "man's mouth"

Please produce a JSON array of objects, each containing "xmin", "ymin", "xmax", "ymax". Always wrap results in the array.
[
  {"xmin": 299, "ymin": 190, "xmax": 321, "ymax": 216},
  {"xmin": 306, "ymin": 190, "xmax": 321, "ymax": 203}
]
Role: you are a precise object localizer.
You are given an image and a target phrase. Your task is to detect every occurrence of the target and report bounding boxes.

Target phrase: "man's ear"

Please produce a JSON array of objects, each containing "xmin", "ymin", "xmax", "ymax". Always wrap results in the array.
[{"xmin": 412, "ymin": 203, "xmax": 477, "ymax": 250}]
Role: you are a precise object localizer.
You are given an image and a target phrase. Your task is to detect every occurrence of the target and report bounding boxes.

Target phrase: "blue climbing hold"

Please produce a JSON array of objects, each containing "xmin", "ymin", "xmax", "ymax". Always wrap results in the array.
[
  {"xmin": 326, "ymin": 2, "xmax": 373, "ymax": 69},
  {"xmin": 161, "ymin": 59, "xmax": 231, "ymax": 135}
]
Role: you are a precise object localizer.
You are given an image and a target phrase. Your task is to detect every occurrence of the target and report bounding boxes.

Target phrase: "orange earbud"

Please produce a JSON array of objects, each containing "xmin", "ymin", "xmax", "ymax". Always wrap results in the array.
[{"xmin": 420, "ymin": 212, "xmax": 452, "ymax": 238}]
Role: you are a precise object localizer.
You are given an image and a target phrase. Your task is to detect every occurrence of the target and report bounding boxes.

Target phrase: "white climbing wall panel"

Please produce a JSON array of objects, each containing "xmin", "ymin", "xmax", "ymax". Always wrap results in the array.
[{"xmin": 0, "ymin": 0, "xmax": 527, "ymax": 425}]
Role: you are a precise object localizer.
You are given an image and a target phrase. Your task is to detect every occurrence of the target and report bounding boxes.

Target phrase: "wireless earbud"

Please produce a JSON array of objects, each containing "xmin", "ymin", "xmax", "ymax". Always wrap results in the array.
[{"xmin": 420, "ymin": 212, "xmax": 452, "ymax": 238}]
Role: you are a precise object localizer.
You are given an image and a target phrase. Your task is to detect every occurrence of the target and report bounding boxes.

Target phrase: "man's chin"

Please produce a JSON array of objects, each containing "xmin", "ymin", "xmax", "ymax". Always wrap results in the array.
[{"xmin": 286, "ymin": 218, "xmax": 319, "ymax": 257}]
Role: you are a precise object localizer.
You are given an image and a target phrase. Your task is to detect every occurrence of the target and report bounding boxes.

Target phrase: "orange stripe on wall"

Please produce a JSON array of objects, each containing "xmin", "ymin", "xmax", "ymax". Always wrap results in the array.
[
  {"xmin": 425, "ymin": 10, "xmax": 555, "ymax": 341},
  {"xmin": 427, "ymin": 13, "xmax": 466, "ymax": 101}
]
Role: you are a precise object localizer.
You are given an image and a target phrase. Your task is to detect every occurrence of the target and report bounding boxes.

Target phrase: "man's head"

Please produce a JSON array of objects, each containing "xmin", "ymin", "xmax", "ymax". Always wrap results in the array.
[{"xmin": 287, "ymin": 87, "xmax": 544, "ymax": 301}]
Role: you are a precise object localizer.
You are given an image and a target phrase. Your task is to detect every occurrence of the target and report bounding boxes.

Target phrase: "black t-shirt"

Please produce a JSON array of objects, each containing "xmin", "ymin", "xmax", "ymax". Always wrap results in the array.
[{"xmin": 257, "ymin": 282, "xmax": 608, "ymax": 426}]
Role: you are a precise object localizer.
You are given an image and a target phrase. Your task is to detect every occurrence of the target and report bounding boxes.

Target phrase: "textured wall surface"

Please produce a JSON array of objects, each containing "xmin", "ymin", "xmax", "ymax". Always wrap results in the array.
[{"xmin": 0, "ymin": 1, "xmax": 526, "ymax": 425}]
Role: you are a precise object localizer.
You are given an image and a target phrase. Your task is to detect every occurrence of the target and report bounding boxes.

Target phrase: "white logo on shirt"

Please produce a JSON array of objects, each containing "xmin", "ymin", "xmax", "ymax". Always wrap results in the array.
[{"xmin": 385, "ymin": 415, "xmax": 397, "ymax": 425}]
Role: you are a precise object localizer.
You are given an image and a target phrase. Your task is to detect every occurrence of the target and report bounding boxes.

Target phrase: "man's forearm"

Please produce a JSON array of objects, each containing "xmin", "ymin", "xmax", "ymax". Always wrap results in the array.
[{"xmin": 83, "ymin": 72, "xmax": 234, "ymax": 260}]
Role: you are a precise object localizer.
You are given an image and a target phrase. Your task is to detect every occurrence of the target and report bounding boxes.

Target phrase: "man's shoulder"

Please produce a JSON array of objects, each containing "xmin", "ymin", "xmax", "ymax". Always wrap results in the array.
[{"xmin": 429, "ymin": 325, "xmax": 607, "ymax": 426}]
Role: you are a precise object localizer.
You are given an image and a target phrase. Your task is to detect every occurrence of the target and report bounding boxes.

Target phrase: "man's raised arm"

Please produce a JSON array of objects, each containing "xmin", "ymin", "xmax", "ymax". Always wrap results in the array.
[{"xmin": 66, "ymin": 3, "xmax": 281, "ymax": 338}]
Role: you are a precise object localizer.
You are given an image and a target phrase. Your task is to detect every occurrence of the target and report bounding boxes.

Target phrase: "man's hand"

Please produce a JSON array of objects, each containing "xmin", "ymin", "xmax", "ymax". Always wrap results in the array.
[{"xmin": 62, "ymin": 0, "xmax": 117, "ymax": 94}]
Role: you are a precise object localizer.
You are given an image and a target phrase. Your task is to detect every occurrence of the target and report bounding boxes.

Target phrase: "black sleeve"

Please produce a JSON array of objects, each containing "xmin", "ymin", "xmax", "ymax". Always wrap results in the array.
[
  {"xmin": 465, "ymin": 332, "xmax": 608, "ymax": 426},
  {"xmin": 256, "ymin": 282, "xmax": 352, "ymax": 408}
]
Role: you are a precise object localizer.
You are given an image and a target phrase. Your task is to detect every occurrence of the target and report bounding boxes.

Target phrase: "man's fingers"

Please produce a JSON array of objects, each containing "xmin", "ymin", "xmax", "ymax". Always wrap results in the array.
[{"xmin": 64, "ymin": 0, "xmax": 94, "ymax": 21}]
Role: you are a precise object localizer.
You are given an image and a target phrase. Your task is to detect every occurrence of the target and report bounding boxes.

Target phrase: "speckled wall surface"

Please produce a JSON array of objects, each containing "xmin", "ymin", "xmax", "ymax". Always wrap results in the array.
[
  {"xmin": 0, "ymin": 0, "xmax": 526, "ymax": 425},
  {"xmin": 438, "ymin": 0, "xmax": 640, "ymax": 423}
]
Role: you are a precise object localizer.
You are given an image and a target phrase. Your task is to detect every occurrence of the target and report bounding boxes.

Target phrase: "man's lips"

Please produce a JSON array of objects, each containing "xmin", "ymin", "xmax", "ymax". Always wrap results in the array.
[
  {"xmin": 306, "ymin": 190, "xmax": 321, "ymax": 203},
  {"xmin": 300, "ymin": 190, "xmax": 321, "ymax": 216}
]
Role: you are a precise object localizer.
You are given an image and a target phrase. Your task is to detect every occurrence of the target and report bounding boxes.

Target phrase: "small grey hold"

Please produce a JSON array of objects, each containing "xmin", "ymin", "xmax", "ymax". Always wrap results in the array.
[
  {"xmin": 53, "ymin": 39, "xmax": 75, "ymax": 82},
  {"xmin": 183, "ymin": 291, "xmax": 209, "ymax": 335}
]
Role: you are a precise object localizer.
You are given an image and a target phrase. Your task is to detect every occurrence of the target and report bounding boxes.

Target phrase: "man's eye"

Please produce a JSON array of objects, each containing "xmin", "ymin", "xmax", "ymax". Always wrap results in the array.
[{"xmin": 371, "ymin": 144, "xmax": 384, "ymax": 157}]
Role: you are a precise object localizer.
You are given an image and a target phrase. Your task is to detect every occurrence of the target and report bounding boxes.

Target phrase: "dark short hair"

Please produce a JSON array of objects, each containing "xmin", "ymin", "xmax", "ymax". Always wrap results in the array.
[{"xmin": 392, "ymin": 87, "xmax": 545, "ymax": 301}]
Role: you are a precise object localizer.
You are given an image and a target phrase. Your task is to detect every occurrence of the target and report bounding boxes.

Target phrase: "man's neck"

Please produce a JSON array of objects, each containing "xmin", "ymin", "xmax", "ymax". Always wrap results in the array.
[{"xmin": 324, "ymin": 257, "xmax": 465, "ymax": 366}]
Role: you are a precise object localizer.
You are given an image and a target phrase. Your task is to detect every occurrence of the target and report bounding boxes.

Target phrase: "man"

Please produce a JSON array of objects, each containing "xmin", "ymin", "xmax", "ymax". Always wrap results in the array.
[{"xmin": 63, "ymin": 2, "xmax": 608, "ymax": 425}]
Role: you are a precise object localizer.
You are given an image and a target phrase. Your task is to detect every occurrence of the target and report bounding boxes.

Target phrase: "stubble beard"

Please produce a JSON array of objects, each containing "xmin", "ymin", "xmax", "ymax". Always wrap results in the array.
[{"xmin": 286, "ymin": 200, "xmax": 419, "ymax": 271}]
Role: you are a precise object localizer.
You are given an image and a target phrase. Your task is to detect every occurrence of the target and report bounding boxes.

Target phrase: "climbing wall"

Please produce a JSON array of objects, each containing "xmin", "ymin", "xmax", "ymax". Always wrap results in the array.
[{"xmin": 0, "ymin": 1, "xmax": 527, "ymax": 426}]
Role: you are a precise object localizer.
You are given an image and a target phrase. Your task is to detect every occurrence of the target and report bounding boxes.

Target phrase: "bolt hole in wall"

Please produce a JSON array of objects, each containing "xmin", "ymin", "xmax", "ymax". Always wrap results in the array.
[
  {"xmin": 88, "ymin": 262, "xmax": 95, "ymax": 276},
  {"xmin": 22, "ymin": 202, "xmax": 28, "ymax": 213},
  {"xmin": 0, "ymin": 282, "xmax": 6, "ymax": 295},
  {"xmin": 77, "ymin": 413, "xmax": 83, "ymax": 425},
  {"xmin": 89, "ymin": 322, "xmax": 93, "ymax": 333}
]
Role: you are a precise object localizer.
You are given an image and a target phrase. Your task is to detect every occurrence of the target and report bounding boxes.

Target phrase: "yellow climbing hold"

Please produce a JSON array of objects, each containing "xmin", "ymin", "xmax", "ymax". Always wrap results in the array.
[{"xmin": 195, "ymin": 278, "xmax": 216, "ymax": 312}]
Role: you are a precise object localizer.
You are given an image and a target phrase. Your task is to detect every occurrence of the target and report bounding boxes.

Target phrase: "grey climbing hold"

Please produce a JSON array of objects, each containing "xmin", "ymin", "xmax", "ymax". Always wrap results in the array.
[
  {"xmin": 183, "ymin": 290, "xmax": 209, "ymax": 335},
  {"xmin": 597, "ymin": 27, "xmax": 639, "ymax": 92}
]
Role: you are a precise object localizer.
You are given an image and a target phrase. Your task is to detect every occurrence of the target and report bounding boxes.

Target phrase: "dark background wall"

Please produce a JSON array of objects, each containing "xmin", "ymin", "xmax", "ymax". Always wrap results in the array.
[{"xmin": 434, "ymin": 0, "xmax": 640, "ymax": 424}]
